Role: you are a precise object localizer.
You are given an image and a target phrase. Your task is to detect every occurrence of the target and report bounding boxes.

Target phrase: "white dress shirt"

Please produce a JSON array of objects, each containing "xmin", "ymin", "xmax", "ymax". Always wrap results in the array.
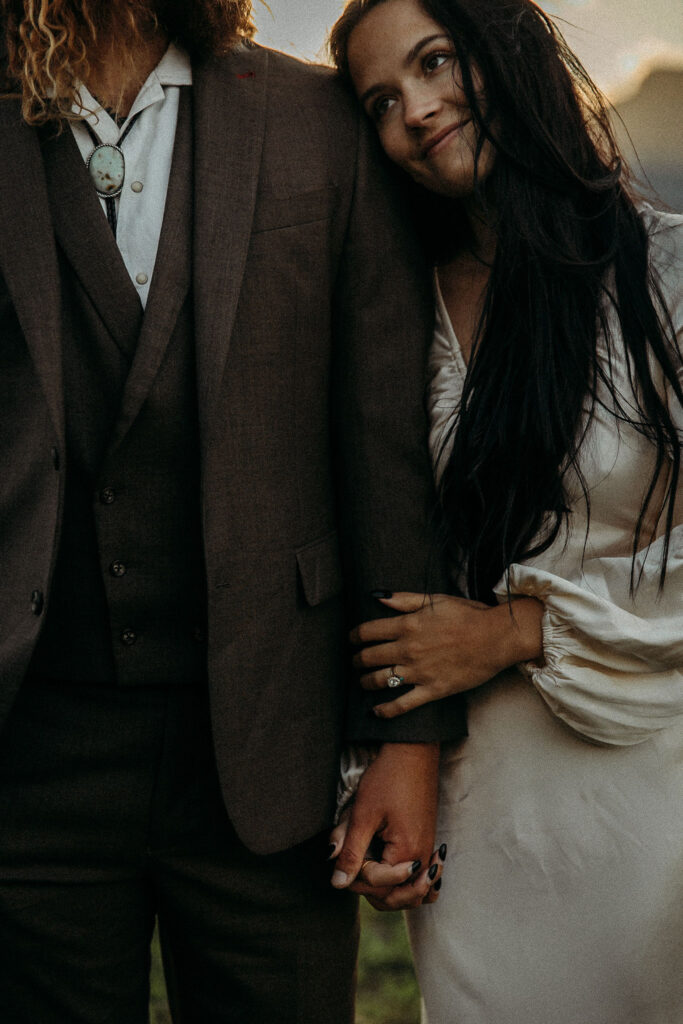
[{"xmin": 69, "ymin": 44, "xmax": 192, "ymax": 308}]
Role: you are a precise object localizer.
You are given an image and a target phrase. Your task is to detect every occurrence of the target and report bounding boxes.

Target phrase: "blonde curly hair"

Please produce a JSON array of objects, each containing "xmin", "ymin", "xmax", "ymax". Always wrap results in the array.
[{"xmin": 1, "ymin": 0, "xmax": 255, "ymax": 125}]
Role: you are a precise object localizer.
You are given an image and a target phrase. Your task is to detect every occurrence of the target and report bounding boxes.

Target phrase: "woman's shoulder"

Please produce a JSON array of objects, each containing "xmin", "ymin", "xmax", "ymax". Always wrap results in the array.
[
  {"xmin": 639, "ymin": 202, "xmax": 683, "ymax": 269},
  {"xmin": 639, "ymin": 202, "xmax": 683, "ymax": 333}
]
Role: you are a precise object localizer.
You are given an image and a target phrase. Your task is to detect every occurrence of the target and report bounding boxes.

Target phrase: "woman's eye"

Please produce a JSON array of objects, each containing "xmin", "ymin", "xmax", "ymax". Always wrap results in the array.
[
  {"xmin": 371, "ymin": 95, "xmax": 396, "ymax": 120},
  {"xmin": 423, "ymin": 52, "xmax": 452, "ymax": 73}
]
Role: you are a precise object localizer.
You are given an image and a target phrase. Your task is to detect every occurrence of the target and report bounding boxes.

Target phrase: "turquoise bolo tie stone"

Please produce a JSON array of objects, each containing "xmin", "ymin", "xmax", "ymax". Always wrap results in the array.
[{"xmin": 87, "ymin": 143, "xmax": 125, "ymax": 198}]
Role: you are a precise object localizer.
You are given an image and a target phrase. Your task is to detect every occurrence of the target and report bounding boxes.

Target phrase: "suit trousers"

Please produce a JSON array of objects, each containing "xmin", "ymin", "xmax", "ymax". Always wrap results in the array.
[{"xmin": 0, "ymin": 680, "xmax": 358, "ymax": 1024}]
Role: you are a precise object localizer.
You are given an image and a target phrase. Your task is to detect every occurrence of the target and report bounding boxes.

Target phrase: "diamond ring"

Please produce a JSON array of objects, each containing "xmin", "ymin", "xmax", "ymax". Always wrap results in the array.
[{"xmin": 387, "ymin": 667, "xmax": 405, "ymax": 688}]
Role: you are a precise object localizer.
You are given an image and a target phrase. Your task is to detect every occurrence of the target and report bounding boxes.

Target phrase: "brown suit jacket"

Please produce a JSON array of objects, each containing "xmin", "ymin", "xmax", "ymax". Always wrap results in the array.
[{"xmin": 0, "ymin": 44, "xmax": 464, "ymax": 854}]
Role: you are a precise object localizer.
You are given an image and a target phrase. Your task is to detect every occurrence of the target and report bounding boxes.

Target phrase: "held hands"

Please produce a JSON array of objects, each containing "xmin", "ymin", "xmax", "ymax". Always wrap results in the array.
[
  {"xmin": 351, "ymin": 592, "xmax": 544, "ymax": 719},
  {"xmin": 329, "ymin": 742, "xmax": 446, "ymax": 910},
  {"xmin": 329, "ymin": 594, "xmax": 542, "ymax": 908}
]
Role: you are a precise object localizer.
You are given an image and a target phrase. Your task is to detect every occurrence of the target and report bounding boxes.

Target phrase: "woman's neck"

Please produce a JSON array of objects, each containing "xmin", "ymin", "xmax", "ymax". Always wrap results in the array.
[
  {"xmin": 437, "ymin": 200, "xmax": 498, "ymax": 365},
  {"xmin": 461, "ymin": 197, "xmax": 498, "ymax": 266}
]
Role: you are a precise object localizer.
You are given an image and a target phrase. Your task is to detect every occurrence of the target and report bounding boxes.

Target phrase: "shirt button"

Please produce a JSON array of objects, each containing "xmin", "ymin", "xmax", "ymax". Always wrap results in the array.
[
  {"xmin": 131, "ymin": 180, "xmax": 144, "ymax": 193},
  {"xmin": 100, "ymin": 487, "xmax": 116, "ymax": 505},
  {"xmin": 110, "ymin": 561, "xmax": 127, "ymax": 578},
  {"xmin": 121, "ymin": 628, "xmax": 137, "ymax": 646},
  {"xmin": 136, "ymin": 272, "xmax": 148, "ymax": 285},
  {"xmin": 30, "ymin": 589, "xmax": 44, "ymax": 616}
]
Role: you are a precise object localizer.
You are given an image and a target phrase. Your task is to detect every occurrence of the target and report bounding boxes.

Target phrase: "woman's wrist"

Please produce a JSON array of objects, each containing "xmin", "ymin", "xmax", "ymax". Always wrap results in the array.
[{"xmin": 488, "ymin": 597, "xmax": 544, "ymax": 670}]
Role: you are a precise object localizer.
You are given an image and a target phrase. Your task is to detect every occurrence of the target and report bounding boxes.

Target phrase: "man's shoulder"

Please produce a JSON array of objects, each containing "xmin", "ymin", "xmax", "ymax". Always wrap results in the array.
[{"xmin": 219, "ymin": 41, "xmax": 357, "ymax": 116}]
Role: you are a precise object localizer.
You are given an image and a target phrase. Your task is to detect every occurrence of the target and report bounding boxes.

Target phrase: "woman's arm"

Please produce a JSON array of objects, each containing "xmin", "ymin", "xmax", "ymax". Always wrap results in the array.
[
  {"xmin": 351, "ymin": 592, "xmax": 544, "ymax": 718},
  {"xmin": 351, "ymin": 522, "xmax": 683, "ymax": 745}
]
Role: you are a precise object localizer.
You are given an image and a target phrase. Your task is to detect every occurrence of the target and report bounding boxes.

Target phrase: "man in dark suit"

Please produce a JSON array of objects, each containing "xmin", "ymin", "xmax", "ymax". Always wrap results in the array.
[{"xmin": 0, "ymin": 1, "xmax": 465, "ymax": 1020}]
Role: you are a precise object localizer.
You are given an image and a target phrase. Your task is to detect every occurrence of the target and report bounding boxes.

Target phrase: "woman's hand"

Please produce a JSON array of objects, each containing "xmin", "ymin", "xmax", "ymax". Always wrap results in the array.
[{"xmin": 350, "ymin": 592, "xmax": 544, "ymax": 718}]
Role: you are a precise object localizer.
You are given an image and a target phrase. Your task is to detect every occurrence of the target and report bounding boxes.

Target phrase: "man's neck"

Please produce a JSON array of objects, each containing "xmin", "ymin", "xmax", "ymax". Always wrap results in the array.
[{"xmin": 84, "ymin": 30, "xmax": 170, "ymax": 119}]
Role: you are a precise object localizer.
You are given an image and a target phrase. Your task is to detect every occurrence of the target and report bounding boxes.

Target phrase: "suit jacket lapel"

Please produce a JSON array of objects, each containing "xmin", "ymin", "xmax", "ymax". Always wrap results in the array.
[
  {"xmin": 108, "ymin": 86, "xmax": 194, "ymax": 451},
  {"xmin": 40, "ymin": 122, "xmax": 143, "ymax": 359},
  {"xmin": 0, "ymin": 101, "xmax": 64, "ymax": 444},
  {"xmin": 192, "ymin": 45, "xmax": 268, "ymax": 439}
]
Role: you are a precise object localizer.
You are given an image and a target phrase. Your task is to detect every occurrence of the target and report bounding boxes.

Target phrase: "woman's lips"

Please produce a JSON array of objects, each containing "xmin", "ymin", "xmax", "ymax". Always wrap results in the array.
[{"xmin": 422, "ymin": 118, "xmax": 471, "ymax": 158}]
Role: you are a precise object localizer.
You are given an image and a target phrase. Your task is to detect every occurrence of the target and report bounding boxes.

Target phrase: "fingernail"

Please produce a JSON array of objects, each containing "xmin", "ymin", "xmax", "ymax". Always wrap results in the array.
[
  {"xmin": 428, "ymin": 863, "xmax": 439, "ymax": 881},
  {"xmin": 331, "ymin": 870, "xmax": 349, "ymax": 889},
  {"xmin": 411, "ymin": 860, "xmax": 422, "ymax": 874},
  {"xmin": 370, "ymin": 590, "xmax": 393, "ymax": 599},
  {"xmin": 433, "ymin": 878, "xmax": 442, "ymax": 892},
  {"xmin": 438, "ymin": 843, "xmax": 448, "ymax": 862},
  {"xmin": 373, "ymin": 707, "xmax": 385, "ymax": 718},
  {"xmin": 328, "ymin": 843, "xmax": 337, "ymax": 860}
]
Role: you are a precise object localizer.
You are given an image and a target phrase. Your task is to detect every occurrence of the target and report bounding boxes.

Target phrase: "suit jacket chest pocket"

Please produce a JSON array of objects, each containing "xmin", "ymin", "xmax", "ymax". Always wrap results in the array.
[
  {"xmin": 233, "ymin": 188, "xmax": 336, "ymax": 370},
  {"xmin": 249, "ymin": 186, "xmax": 336, "ymax": 243}
]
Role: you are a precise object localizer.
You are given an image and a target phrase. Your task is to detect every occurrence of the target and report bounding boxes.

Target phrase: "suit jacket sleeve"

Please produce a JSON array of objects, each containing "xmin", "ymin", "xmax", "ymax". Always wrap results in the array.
[{"xmin": 332, "ymin": 110, "xmax": 466, "ymax": 744}]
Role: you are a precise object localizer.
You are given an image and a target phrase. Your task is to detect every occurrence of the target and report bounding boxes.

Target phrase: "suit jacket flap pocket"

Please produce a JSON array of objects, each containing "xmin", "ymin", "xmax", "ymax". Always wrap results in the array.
[{"xmin": 296, "ymin": 532, "xmax": 343, "ymax": 607}]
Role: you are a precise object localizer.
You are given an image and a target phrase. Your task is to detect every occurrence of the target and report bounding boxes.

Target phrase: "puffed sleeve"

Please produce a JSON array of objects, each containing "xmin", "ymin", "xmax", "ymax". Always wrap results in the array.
[{"xmin": 495, "ymin": 527, "xmax": 683, "ymax": 745}]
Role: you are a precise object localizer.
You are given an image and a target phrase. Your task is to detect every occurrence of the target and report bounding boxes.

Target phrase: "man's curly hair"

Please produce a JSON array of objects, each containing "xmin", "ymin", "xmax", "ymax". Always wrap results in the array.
[{"xmin": 1, "ymin": 0, "xmax": 255, "ymax": 124}]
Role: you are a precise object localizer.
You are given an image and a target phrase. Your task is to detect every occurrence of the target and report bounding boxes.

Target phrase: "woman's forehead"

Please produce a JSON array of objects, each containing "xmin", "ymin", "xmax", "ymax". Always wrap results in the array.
[{"xmin": 347, "ymin": 0, "xmax": 449, "ymax": 89}]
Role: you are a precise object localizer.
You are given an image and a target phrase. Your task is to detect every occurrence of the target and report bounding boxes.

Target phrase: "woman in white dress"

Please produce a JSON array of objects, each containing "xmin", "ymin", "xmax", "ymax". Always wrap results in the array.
[{"xmin": 328, "ymin": 1, "xmax": 683, "ymax": 1021}]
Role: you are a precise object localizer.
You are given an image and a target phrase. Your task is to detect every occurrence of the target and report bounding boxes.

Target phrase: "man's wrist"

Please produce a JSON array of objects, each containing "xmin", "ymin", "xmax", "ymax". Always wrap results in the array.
[{"xmin": 378, "ymin": 740, "xmax": 440, "ymax": 762}]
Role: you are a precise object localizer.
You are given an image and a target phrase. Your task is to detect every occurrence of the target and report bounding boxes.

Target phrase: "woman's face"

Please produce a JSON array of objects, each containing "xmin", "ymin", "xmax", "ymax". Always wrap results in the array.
[{"xmin": 347, "ymin": 0, "xmax": 495, "ymax": 198}]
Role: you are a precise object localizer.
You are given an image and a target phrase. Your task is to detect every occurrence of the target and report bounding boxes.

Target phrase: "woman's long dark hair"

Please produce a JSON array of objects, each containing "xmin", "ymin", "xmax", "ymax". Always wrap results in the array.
[{"xmin": 331, "ymin": 0, "xmax": 682, "ymax": 601}]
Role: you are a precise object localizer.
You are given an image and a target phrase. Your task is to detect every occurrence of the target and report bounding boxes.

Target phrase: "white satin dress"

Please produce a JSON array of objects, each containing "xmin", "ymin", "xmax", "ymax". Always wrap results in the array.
[{"xmin": 407, "ymin": 206, "xmax": 683, "ymax": 1024}]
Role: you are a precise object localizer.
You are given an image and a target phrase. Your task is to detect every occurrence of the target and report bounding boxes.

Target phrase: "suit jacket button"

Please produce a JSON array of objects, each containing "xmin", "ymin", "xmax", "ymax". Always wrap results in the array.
[
  {"xmin": 31, "ymin": 590, "xmax": 44, "ymax": 616},
  {"xmin": 121, "ymin": 628, "xmax": 137, "ymax": 646},
  {"xmin": 100, "ymin": 487, "xmax": 116, "ymax": 505},
  {"xmin": 110, "ymin": 561, "xmax": 127, "ymax": 577}
]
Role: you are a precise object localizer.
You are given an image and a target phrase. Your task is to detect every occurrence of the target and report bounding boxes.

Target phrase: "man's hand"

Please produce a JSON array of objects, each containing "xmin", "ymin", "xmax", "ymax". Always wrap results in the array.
[{"xmin": 329, "ymin": 741, "xmax": 444, "ymax": 910}]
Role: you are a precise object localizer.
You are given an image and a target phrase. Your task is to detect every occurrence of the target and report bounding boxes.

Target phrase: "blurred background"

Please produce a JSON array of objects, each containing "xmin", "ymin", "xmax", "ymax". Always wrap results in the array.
[{"xmin": 253, "ymin": 0, "xmax": 683, "ymax": 210}]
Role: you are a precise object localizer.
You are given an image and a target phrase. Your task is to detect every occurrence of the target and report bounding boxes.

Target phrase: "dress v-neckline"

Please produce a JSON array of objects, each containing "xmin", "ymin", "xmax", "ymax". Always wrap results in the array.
[{"xmin": 434, "ymin": 269, "xmax": 469, "ymax": 380}]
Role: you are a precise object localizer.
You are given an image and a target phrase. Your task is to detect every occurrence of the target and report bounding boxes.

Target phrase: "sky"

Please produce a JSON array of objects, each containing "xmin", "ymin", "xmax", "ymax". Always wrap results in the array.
[{"xmin": 251, "ymin": 0, "xmax": 683, "ymax": 99}]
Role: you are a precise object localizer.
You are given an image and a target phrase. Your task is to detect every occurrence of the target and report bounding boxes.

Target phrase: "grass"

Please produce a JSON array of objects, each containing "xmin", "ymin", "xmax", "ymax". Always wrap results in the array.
[
  {"xmin": 355, "ymin": 902, "xmax": 421, "ymax": 1024},
  {"xmin": 149, "ymin": 902, "xmax": 420, "ymax": 1023}
]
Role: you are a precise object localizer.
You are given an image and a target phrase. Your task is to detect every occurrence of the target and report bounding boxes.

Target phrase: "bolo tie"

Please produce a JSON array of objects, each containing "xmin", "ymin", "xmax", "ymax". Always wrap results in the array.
[{"xmin": 84, "ymin": 112, "xmax": 141, "ymax": 237}]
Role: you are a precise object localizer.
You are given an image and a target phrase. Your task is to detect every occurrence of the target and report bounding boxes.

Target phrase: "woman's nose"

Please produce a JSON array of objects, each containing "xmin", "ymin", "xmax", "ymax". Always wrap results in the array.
[{"xmin": 403, "ymin": 87, "xmax": 440, "ymax": 128}]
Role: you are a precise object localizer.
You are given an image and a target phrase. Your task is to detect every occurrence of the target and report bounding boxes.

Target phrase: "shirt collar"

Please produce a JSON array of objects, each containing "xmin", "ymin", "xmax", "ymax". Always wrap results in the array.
[{"xmin": 73, "ymin": 42, "xmax": 192, "ymax": 143}]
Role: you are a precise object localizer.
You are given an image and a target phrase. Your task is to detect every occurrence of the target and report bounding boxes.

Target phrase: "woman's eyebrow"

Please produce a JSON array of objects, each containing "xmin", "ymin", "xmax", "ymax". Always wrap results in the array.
[
  {"xmin": 359, "ymin": 34, "xmax": 452, "ymax": 106},
  {"xmin": 405, "ymin": 33, "xmax": 451, "ymax": 66}
]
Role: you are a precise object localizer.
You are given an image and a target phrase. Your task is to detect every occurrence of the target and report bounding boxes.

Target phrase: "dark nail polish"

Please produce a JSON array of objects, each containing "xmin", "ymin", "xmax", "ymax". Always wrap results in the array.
[
  {"xmin": 438, "ymin": 843, "xmax": 448, "ymax": 862},
  {"xmin": 428, "ymin": 863, "xmax": 439, "ymax": 881},
  {"xmin": 433, "ymin": 878, "xmax": 442, "ymax": 892},
  {"xmin": 411, "ymin": 860, "xmax": 422, "ymax": 874},
  {"xmin": 370, "ymin": 590, "xmax": 393, "ymax": 599},
  {"xmin": 328, "ymin": 844, "xmax": 337, "ymax": 859}
]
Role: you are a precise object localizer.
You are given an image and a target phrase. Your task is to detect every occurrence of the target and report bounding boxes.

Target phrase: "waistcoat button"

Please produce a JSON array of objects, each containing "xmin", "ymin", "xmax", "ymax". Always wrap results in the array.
[
  {"xmin": 30, "ymin": 590, "xmax": 44, "ymax": 616},
  {"xmin": 100, "ymin": 487, "xmax": 116, "ymax": 505},
  {"xmin": 121, "ymin": 628, "xmax": 137, "ymax": 646},
  {"xmin": 110, "ymin": 561, "xmax": 127, "ymax": 577}
]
